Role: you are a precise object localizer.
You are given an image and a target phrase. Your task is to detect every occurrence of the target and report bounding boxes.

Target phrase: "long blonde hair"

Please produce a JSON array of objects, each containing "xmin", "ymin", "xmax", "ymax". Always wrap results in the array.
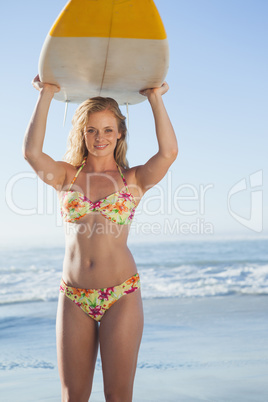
[{"xmin": 63, "ymin": 97, "xmax": 129, "ymax": 169}]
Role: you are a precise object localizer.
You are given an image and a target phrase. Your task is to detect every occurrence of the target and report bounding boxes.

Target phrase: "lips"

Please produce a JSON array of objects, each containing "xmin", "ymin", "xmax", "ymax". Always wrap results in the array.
[{"xmin": 94, "ymin": 144, "xmax": 108, "ymax": 149}]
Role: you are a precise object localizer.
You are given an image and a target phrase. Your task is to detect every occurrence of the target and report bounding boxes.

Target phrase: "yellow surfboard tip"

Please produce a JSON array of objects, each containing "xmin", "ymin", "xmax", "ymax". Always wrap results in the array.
[{"xmin": 49, "ymin": 0, "xmax": 167, "ymax": 40}]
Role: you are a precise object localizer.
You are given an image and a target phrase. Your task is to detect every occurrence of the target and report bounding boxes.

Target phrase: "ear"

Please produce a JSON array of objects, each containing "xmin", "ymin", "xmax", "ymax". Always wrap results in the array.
[{"xmin": 117, "ymin": 132, "xmax": 122, "ymax": 139}]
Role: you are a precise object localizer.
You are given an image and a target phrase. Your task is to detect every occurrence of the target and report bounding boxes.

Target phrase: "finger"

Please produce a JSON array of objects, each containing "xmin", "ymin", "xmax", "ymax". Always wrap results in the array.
[
  {"xmin": 32, "ymin": 74, "xmax": 40, "ymax": 84},
  {"xmin": 161, "ymin": 82, "xmax": 169, "ymax": 93},
  {"xmin": 139, "ymin": 89, "xmax": 148, "ymax": 96}
]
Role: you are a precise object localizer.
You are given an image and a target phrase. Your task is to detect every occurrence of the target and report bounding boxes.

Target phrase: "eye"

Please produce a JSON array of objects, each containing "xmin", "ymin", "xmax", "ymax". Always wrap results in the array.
[
  {"xmin": 105, "ymin": 129, "xmax": 113, "ymax": 133},
  {"xmin": 87, "ymin": 128, "xmax": 95, "ymax": 134}
]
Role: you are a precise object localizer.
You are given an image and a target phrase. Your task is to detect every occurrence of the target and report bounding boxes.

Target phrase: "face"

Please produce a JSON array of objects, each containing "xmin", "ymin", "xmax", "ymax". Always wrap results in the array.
[{"xmin": 83, "ymin": 110, "xmax": 122, "ymax": 158}]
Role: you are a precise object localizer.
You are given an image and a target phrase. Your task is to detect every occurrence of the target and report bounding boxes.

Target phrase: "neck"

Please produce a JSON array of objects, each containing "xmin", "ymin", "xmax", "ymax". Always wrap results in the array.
[{"xmin": 84, "ymin": 155, "xmax": 118, "ymax": 173}]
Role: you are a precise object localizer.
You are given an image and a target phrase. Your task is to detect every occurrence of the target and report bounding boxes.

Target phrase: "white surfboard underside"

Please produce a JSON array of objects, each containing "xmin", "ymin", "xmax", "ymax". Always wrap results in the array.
[{"xmin": 39, "ymin": 36, "xmax": 169, "ymax": 105}]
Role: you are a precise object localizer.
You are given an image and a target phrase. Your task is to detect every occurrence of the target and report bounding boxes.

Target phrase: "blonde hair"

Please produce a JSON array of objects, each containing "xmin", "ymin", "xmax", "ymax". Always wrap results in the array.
[{"xmin": 63, "ymin": 97, "xmax": 129, "ymax": 169}]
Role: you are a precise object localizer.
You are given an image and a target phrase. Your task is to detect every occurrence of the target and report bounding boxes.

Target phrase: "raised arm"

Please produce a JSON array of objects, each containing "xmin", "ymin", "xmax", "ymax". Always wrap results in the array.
[
  {"xmin": 134, "ymin": 82, "xmax": 178, "ymax": 193},
  {"xmin": 22, "ymin": 75, "xmax": 67, "ymax": 189}
]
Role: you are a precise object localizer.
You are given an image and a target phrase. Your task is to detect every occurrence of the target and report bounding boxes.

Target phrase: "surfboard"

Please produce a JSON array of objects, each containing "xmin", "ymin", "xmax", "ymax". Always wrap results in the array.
[{"xmin": 38, "ymin": 0, "xmax": 169, "ymax": 105}]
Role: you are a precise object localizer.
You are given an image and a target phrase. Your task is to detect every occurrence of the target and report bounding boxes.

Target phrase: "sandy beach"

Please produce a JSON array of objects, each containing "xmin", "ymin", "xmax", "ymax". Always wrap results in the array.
[{"xmin": 1, "ymin": 295, "xmax": 267, "ymax": 402}]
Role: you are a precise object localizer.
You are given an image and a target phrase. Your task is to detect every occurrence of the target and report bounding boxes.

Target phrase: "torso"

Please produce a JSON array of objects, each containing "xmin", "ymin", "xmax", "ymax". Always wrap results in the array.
[{"xmin": 57, "ymin": 159, "xmax": 142, "ymax": 289}]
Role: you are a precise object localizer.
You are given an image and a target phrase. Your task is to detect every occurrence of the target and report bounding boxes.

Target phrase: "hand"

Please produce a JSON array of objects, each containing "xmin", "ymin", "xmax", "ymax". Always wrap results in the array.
[
  {"xmin": 32, "ymin": 74, "xmax": 60, "ymax": 94},
  {"xmin": 139, "ymin": 81, "xmax": 169, "ymax": 99}
]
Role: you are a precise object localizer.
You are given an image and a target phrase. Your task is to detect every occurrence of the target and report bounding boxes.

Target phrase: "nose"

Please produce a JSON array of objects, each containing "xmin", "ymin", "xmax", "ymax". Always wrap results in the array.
[{"xmin": 95, "ymin": 131, "xmax": 104, "ymax": 142}]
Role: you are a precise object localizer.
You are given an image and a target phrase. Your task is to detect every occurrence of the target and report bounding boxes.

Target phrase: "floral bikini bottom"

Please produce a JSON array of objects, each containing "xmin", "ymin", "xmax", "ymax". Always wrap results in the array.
[{"xmin": 59, "ymin": 273, "xmax": 140, "ymax": 322}]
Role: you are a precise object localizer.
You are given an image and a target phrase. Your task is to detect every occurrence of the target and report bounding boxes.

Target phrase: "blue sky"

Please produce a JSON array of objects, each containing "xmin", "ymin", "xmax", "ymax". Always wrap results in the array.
[{"xmin": 1, "ymin": 0, "xmax": 267, "ymax": 246}]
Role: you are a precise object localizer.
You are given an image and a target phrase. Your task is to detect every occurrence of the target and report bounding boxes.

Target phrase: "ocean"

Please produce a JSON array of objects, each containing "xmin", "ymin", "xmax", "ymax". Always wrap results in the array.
[
  {"xmin": 1, "ymin": 238, "xmax": 268, "ymax": 304},
  {"xmin": 0, "ymin": 238, "xmax": 268, "ymax": 401}
]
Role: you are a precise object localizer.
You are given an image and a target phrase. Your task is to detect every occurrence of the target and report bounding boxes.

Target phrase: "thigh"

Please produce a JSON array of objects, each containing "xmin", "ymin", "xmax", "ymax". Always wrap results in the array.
[
  {"xmin": 99, "ymin": 289, "xmax": 144, "ymax": 401},
  {"xmin": 56, "ymin": 292, "xmax": 99, "ymax": 401}
]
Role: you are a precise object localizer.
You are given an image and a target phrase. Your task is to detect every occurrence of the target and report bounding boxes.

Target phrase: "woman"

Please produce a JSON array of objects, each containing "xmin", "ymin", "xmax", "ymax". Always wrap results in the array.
[{"xmin": 23, "ymin": 75, "xmax": 178, "ymax": 402}]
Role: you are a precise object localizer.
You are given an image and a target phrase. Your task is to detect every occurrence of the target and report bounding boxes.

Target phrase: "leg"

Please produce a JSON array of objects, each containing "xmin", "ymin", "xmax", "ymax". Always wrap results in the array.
[
  {"xmin": 99, "ymin": 288, "xmax": 144, "ymax": 402},
  {"xmin": 56, "ymin": 292, "xmax": 99, "ymax": 402}
]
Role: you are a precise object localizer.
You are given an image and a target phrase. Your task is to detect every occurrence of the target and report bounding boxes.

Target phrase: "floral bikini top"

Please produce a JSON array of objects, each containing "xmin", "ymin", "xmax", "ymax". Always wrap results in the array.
[{"xmin": 60, "ymin": 158, "xmax": 136, "ymax": 225}]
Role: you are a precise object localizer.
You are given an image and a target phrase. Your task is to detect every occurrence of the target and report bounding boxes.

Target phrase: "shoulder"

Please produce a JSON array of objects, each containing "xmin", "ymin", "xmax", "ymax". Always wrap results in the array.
[
  {"xmin": 121, "ymin": 165, "xmax": 140, "ymax": 183},
  {"xmin": 121, "ymin": 165, "xmax": 145, "ymax": 201},
  {"xmin": 57, "ymin": 160, "xmax": 78, "ymax": 177},
  {"xmin": 57, "ymin": 160, "xmax": 76, "ymax": 170},
  {"xmin": 55, "ymin": 160, "xmax": 78, "ymax": 191}
]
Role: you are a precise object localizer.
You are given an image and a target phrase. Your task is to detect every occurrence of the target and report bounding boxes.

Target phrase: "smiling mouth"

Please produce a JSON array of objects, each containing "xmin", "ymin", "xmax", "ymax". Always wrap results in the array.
[{"xmin": 94, "ymin": 144, "xmax": 108, "ymax": 149}]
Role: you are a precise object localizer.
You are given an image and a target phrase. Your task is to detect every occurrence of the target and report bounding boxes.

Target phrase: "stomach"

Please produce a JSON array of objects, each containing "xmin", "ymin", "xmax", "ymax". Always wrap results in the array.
[{"xmin": 62, "ymin": 215, "xmax": 137, "ymax": 289}]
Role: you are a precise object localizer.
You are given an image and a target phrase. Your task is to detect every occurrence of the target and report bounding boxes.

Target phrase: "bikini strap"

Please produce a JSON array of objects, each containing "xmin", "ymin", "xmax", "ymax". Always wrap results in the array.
[
  {"xmin": 68, "ymin": 157, "xmax": 87, "ymax": 191},
  {"xmin": 116, "ymin": 164, "xmax": 129, "ymax": 193}
]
